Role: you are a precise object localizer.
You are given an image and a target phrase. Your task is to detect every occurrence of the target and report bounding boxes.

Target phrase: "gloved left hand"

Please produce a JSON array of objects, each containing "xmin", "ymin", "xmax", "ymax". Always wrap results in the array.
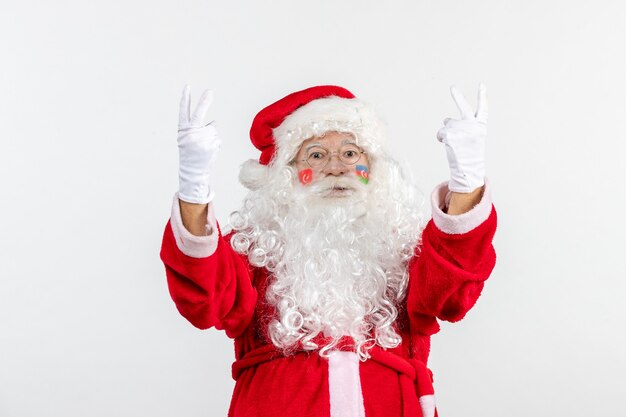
[{"xmin": 436, "ymin": 83, "xmax": 488, "ymax": 193}]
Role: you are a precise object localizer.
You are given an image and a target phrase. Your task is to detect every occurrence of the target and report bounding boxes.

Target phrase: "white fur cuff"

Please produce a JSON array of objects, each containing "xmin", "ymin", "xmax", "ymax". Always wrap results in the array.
[
  {"xmin": 431, "ymin": 177, "xmax": 493, "ymax": 234},
  {"xmin": 170, "ymin": 192, "xmax": 219, "ymax": 258}
]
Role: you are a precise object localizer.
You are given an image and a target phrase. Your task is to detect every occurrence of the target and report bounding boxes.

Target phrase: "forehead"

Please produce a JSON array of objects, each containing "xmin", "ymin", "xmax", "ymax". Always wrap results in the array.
[{"xmin": 299, "ymin": 131, "xmax": 356, "ymax": 150}]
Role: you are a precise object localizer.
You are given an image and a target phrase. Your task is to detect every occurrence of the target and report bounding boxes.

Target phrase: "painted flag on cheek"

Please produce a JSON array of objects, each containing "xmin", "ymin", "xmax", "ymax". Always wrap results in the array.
[
  {"xmin": 299, "ymin": 168, "xmax": 313, "ymax": 185},
  {"xmin": 356, "ymin": 165, "xmax": 369, "ymax": 184}
]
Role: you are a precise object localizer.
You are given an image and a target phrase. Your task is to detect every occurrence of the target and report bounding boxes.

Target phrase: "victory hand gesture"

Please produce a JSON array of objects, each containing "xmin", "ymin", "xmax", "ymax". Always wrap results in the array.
[
  {"xmin": 436, "ymin": 83, "xmax": 488, "ymax": 193},
  {"xmin": 177, "ymin": 85, "xmax": 222, "ymax": 204}
]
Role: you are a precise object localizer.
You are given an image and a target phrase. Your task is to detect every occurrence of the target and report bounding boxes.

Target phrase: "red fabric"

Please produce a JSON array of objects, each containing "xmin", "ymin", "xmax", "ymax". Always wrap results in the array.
[
  {"xmin": 160, "ymin": 205, "xmax": 498, "ymax": 417},
  {"xmin": 249, "ymin": 86, "xmax": 355, "ymax": 165},
  {"xmin": 231, "ymin": 342, "xmax": 434, "ymax": 417}
]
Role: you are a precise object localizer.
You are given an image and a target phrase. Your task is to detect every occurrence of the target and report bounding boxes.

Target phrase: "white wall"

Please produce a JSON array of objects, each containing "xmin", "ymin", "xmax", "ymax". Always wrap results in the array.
[{"xmin": 1, "ymin": 1, "xmax": 625, "ymax": 416}]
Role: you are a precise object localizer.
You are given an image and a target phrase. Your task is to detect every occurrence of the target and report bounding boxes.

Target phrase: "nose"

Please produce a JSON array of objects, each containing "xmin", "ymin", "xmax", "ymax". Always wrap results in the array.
[{"xmin": 321, "ymin": 154, "xmax": 348, "ymax": 176}]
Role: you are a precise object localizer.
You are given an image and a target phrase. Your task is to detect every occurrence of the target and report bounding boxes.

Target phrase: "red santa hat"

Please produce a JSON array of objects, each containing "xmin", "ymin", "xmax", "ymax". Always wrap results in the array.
[{"xmin": 239, "ymin": 85, "xmax": 387, "ymax": 190}]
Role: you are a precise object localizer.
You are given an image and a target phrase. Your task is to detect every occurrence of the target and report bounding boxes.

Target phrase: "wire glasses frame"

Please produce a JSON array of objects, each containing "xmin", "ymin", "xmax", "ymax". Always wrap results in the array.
[{"xmin": 299, "ymin": 144, "xmax": 367, "ymax": 170}]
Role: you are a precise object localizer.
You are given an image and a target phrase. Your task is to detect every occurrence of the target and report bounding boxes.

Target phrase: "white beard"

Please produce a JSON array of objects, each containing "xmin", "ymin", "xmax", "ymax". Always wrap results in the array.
[{"xmin": 230, "ymin": 160, "xmax": 424, "ymax": 360}]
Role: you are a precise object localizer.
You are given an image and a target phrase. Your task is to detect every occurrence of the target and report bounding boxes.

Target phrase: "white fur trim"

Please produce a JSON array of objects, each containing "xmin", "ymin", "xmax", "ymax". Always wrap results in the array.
[
  {"xmin": 239, "ymin": 159, "xmax": 271, "ymax": 190},
  {"xmin": 170, "ymin": 192, "xmax": 219, "ymax": 258},
  {"xmin": 431, "ymin": 177, "xmax": 493, "ymax": 234},
  {"xmin": 418, "ymin": 394, "xmax": 436, "ymax": 417},
  {"xmin": 271, "ymin": 96, "xmax": 387, "ymax": 166},
  {"xmin": 328, "ymin": 351, "xmax": 366, "ymax": 417}
]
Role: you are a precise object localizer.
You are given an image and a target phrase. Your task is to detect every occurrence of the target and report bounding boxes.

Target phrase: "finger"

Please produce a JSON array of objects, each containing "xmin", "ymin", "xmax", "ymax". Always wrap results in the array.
[
  {"xmin": 450, "ymin": 85, "xmax": 474, "ymax": 120},
  {"xmin": 475, "ymin": 82, "xmax": 488, "ymax": 123},
  {"xmin": 179, "ymin": 84, "xmax": 191, "ymax": 125},
  {"xmin": 190, "ymin": 89, "xmax": 214, "ymax": 126},
  {"xmin": 436, "ymin": 127, "xmax": 447, "ymax": 143}
]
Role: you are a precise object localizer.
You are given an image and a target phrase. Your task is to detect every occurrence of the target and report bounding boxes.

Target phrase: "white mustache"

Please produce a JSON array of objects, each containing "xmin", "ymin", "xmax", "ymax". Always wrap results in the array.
[{"xmin": 308, "ymin": 176, "xmax": 366, "ymax": 196}]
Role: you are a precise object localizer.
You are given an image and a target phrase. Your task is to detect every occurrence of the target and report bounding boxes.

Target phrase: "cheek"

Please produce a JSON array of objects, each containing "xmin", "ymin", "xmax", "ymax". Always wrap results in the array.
[
  {"xmin": 298, "ymin": 168, "xmax": 314, "ymax": 185},
  {"xmin": 355, "ymin": 165, "xmax": 369, "ymax": 184}
]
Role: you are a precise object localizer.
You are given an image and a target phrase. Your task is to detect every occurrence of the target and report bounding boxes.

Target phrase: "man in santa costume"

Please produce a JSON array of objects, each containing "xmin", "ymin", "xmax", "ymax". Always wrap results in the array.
[{"xmin": 160, "ymin": 84, "xmax": 497, "ymax": 417}]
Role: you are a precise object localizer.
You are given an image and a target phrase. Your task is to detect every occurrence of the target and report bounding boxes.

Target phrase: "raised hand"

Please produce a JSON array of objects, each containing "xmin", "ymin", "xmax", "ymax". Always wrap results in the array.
[
  {"xmin": 177, "ymin": 85, "xmax": 222, "ymax": 204},
  {"xmin": 436, "ymin": 83, "xmax": 488, "ymax": 193}
]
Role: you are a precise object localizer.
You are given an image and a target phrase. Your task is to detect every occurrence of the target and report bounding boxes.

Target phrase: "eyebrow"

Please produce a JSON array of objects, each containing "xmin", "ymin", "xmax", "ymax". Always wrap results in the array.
[
  {"xmin": 304, "ymin": 143, "xmax": 322, "ymax": 151},
  {"xmin": 304, "ymin": 140, "xmax": 357, "ymax": 151}
]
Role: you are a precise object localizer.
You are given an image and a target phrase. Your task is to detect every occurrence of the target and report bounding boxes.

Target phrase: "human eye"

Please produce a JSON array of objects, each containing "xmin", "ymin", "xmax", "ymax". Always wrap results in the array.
[
  {"xmin": 308, "ymin": 148, "xmax": 327, "ymax": 160},
  {"xmin": 342, "ymin": 146, "xmax": 360, "ymax": 159}
]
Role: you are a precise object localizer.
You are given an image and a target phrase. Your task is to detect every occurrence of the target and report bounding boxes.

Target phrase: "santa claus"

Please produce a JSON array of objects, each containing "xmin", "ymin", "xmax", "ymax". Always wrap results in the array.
[{"xmin": 160, "ymin": 85, "xmax": 497, "ymax": 417}]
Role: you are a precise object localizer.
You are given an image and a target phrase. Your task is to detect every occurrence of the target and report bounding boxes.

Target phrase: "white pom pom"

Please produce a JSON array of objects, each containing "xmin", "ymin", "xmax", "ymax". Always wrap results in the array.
[{"xmin": 239, "ymin": 159, "xmax": 270, "ymax": 190}]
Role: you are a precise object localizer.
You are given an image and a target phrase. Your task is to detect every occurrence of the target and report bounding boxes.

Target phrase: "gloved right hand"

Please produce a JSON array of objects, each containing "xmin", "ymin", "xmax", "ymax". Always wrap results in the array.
[{"xmin": 177, "ymin": 84, "xmax": 221, "ymax": 204}]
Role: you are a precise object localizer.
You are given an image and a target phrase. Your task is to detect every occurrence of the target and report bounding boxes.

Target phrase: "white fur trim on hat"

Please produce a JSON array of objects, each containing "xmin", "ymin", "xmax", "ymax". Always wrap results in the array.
[
  {"xmin": 271, "ymin": 96, "xmax": 387, "ymax": 167},
  {"xmin": 239, "ymin": 158, "xmax": 271, "ymax": 190}
]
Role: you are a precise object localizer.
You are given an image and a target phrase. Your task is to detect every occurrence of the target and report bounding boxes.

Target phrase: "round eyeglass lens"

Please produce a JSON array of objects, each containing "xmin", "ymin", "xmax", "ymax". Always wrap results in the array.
[{"xmin": 306, "ymin": 145, "xmax": 362, "ymax": 169}]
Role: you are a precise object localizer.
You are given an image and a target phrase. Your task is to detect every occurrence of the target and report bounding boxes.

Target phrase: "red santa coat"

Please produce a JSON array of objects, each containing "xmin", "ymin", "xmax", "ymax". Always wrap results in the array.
[{"xmin": 160, "ymin": 180, "xmax": 497, "ymax": 417}]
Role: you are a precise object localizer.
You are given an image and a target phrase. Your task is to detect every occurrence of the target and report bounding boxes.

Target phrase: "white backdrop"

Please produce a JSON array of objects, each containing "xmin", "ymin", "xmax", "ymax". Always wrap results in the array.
[{"xmin": 1, "ymin": 1, "xmax": 625, "ymax": 416}]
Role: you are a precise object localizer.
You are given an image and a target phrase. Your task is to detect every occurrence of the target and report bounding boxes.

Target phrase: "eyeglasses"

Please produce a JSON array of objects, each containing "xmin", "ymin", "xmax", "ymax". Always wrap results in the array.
[{"xmin": 299, "ymin": 144, "xmax": 366, "ymax": 170}]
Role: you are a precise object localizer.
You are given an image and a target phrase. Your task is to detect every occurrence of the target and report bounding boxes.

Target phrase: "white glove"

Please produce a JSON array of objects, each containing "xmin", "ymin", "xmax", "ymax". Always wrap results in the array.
[
  {"xmin": 177, "ymin": 85, "xmax": 221, "ymax": 204},
  {"xmin": 436, "ymin": 83, "xmax": 488, "ymax": 193}
]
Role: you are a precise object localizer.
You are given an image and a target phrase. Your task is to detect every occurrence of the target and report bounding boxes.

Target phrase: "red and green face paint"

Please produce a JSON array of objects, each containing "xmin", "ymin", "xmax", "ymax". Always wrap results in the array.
[
  {"xmin": 298, "ymin": 166, "xmax": 369, "ymax": 186},
  {"xmin": 298, "ymin": 168, "xmax": 313, "ymax": 185},
  {"xmin": 355, "ymin": 165, "xmax": 369, "ymax": 184}
]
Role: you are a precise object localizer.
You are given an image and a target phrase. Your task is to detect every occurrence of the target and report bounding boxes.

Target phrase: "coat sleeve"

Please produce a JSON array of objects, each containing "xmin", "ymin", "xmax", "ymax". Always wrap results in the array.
[
  {"xmin": 159, "ymin": 193, "xmax": 258, "ymax": 338},
  {"xmin": 406, "ymin": 178, "xmax": 497, "ymax": 325}
]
